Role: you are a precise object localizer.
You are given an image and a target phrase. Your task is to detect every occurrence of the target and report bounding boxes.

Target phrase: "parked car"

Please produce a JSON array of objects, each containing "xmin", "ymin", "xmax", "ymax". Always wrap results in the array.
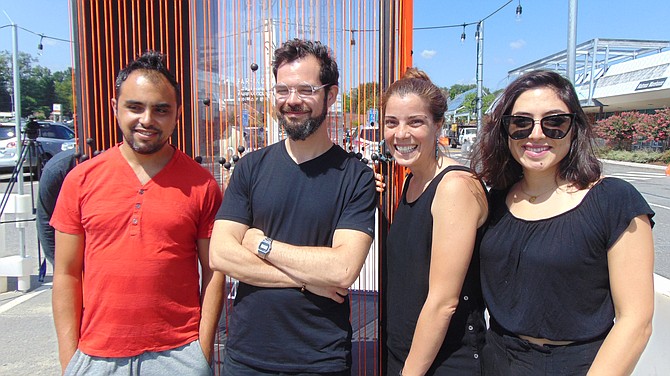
[
  {"xmin": 353, "ymin": 123, "xmax": 380, "ymax": 162},
  {"xmin": 0, "ymin": 121, "xmax": 75, "ymax": 173}
]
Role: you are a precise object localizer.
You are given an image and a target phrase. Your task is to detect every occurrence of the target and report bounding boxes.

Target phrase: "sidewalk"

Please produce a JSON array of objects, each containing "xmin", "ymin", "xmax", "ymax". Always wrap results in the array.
[{"xmin": 0, "ymin": 281, "xmax": 60, "ymax": 375}]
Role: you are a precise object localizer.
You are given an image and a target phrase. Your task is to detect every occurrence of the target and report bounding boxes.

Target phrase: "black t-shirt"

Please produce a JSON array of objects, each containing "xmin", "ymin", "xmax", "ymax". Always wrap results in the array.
[
  {"xmin": 384, "ymin": 166, "xmax": 486, "ymax": 375},
  {"xmin": 216, "ymin": 141, "xmax": 376, "ymax": 372},
  {"xmin": 481, "ymin": 177, "xmax": 655, "ymax": 341}
]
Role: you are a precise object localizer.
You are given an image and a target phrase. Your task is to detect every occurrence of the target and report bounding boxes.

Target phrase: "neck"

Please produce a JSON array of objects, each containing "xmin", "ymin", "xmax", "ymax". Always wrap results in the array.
[
  {"xmin": 409, "ymin": 158, "xmax": 439, "ymax": 186},
  {"xmin": 284, "ymin": 128, "xmax": 333, "ymax": 164},
  {"xmin": 520, "ymin": 167, "xmax": 560, "ymax": 191},
  {"xmin": 517, "ymin": 170, "xmax": 567, "ymax": 203},
  {"xmin": 119, "ymin": 143, "xmax": 174, "ymax": 172}
]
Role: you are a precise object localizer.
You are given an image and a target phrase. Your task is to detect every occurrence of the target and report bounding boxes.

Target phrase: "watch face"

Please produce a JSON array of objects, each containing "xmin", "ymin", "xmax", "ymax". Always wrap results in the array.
[{"xmin": 258, "ymin": 237, "xmax": 272, "ymax": 258}]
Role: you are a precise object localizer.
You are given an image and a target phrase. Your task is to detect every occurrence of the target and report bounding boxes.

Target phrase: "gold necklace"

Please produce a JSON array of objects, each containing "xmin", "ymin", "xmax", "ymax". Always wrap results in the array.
[{"xmin": 519, "ymin": 183, "xmax": 558, "ymax": 203}]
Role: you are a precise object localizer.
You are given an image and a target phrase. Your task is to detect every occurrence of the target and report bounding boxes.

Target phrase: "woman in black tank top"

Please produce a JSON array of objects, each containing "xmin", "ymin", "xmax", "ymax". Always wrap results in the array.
[{"xmin": 381, "ymin": 68, "xmax": 488, "ymax": 376}]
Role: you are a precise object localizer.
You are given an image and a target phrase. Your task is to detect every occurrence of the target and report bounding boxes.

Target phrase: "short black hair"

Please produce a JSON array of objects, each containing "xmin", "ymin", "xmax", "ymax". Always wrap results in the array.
[
  {"xmin": 115, "ymin": 50, "xmax": 181, "ymax": 106},
  {"xmin": 272, "ymin": 39, "xmax": 339, "ymax": 86}
]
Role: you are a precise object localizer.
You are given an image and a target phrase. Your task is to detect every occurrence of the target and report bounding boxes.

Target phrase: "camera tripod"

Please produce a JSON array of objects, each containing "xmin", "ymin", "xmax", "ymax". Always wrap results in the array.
[{"xmin": 0, "ymin": 126, "xmax": 48, "ymax": 280}]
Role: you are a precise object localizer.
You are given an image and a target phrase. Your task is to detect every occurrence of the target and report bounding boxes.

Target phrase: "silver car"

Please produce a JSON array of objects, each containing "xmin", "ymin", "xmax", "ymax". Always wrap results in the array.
[{"xmin": 0, "ymin": 122, "xmax": 75, "ymax": 173}]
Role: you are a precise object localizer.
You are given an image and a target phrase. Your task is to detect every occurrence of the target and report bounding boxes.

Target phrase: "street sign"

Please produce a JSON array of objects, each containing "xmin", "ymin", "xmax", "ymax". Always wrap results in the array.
[
  {"xmin": 367, "ymin": 108, "xmax": 378, "ymax": 125},
  {"xmin": 242, "ymin": 109, "xmax": 249, "ymax": 128}
]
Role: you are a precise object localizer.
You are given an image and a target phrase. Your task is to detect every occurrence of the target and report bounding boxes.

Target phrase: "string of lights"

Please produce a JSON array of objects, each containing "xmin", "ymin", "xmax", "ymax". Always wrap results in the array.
[
  {"xmin": 413, "ymin": 0, "xmax": 522, "ymax": 42},
  {"xmin": 0, "ymin": 23, "xmax": 71, "ymax": 51}
]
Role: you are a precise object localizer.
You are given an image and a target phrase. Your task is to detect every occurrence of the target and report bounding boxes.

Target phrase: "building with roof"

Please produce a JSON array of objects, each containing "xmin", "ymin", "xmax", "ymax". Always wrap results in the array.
[
  {"xmin": 446, "ymin": 88, "xmax": 477, "ymax": 123},
  {"xmin": 508, "ymin": 39, "xmax": 670, "ymax": 116}
]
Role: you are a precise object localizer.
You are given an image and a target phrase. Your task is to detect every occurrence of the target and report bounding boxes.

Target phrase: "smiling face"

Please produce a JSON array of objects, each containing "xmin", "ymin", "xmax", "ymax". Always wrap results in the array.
[
  {"xmin": 383, "ymin": 93, "xmax": 439, "ymax": 171},
  {"xmin": 111, "ymin": 70, "xmax": 180, "ymax": 155},
  {"xmin": 507, "ymin": 86, "xmax": 572, "ymax": 177},
  {"xmin": 274, "ymin": 54, "xmax": 337, "ymax": 141}
]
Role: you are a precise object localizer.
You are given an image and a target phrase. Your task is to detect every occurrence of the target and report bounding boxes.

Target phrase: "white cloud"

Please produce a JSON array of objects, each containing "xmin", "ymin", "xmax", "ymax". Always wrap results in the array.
[
  {"xmin": 510, "ymin": 39, "xmax": 526, "ymax": 49},
  {"xmin": 420, "ymin": 49, "xmax": 437, "ymax": 59}
]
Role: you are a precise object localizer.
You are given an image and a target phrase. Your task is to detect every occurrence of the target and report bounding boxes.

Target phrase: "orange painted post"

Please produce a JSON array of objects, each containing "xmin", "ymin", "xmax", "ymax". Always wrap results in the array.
[
  {"xmin": 398, "ymin": 0, "xmax": 413, "ymax": 73},
  {"xmin": 665, "ymin": 162, "xmax": 670, "ymax": 176}
]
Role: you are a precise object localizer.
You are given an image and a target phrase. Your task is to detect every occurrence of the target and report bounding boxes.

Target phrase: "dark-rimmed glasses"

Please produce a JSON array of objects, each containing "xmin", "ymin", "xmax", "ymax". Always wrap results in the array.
[
  {"xmin": 272, "ymin": 83, "xmax": 330, "ymax": 100},
  {"xmin": 501, "ymin": 113, "xmax": 575, "ymax": 140}
]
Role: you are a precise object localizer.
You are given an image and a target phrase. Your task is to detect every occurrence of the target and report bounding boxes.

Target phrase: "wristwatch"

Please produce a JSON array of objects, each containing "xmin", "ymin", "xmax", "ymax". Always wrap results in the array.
[{"xmin": 257, "ymin": 237, "xmax": 273, "ymax": 259}]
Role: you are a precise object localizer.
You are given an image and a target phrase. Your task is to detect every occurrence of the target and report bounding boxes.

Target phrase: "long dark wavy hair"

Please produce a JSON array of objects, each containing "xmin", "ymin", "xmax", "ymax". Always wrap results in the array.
[{"xmin": 470, "ymin": 70, "xmax": 601, "ymax": 190}]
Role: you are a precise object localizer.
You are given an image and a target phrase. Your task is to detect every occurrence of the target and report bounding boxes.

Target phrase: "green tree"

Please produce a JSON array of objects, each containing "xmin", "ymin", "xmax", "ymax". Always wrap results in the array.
[
  {"xmin": 461, "ymin": 90, "xmax": 496, "ymax": 118},
  {"xmin": 0, "ymin": 51, "xmax": 73, "ymax": 119},
  {"xmin": 0, "ymin": 52, "xmax": 12, "ymax": 112},
  {"xmin": 446, "ymin": 83, "xmax": 476, "ymax": 100},
  {"xmin": 343, "ymin": 82, "xmax": 380, "ymax": 115},
  {"xmin": 53, "ymin": 68, "xmax": 74, "ymax": 118}
]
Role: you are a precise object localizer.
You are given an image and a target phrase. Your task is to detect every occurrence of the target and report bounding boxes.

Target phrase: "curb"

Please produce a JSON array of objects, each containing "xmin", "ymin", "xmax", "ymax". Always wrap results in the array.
[
  {"xmin": 656, "ymin": 273, "xmax": 670, "ymax": 298},
  {"xmin": 600, "ymin": 159, "xmax": 667, "ymax": 171}
]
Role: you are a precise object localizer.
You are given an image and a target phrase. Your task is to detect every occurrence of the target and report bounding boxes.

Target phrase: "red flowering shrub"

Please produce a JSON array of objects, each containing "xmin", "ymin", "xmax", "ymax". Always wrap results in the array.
[{"xmin": 594, "ymin": 109, "xmax": 669, "ymax": 151}]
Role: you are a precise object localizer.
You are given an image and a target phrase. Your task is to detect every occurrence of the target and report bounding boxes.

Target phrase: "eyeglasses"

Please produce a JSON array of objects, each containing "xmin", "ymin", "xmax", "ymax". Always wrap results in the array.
[
  {"xmin": 272, "ymin": 83, "xmax": 330, "ymax": 100},
  {"xmin": 501, "ymin": 113, "xmax": 575, "ymax": 140}
]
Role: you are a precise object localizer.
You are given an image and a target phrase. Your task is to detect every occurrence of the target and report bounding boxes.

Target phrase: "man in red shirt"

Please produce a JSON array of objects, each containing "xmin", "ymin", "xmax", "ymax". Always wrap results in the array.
[{"xmin": 51, "ymin": 51, "xmax": 224, "ymax": 375}]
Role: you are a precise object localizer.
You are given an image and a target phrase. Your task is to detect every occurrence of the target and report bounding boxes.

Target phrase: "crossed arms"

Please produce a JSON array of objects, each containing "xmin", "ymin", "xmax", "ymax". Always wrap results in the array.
[{"xmin": 209, "ymin": 220, "xmax": 373, "ymax": 303}]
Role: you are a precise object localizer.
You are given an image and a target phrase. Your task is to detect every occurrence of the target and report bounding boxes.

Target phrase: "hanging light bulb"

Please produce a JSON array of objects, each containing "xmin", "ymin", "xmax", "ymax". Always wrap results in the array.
[
  {"xmin": 460, "ymin": 24, "xmax": 466, "ymax": 44},
  {"xmin": 516, "ymin": 0, "xmax": 523, "ymax": 20}
]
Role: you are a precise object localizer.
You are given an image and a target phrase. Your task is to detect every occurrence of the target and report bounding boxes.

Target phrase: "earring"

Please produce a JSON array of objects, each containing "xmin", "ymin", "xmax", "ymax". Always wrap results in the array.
[{"xmin": 435, "ymin": 137, "xmax": 440, "ymax": 160}]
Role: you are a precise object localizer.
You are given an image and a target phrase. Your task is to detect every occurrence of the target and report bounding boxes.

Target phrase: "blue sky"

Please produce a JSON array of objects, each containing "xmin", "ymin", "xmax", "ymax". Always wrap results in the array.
[
  {"xmin": 0, "ymin": 0, "xmax": 668, "ymax": 91},
  {"xmin": 0, "ymin": 0, "xmax": 72, "ymax": 72},
  {"xmin": 413, "ymin": 0, "xmax": 669, "ymax": 90}
]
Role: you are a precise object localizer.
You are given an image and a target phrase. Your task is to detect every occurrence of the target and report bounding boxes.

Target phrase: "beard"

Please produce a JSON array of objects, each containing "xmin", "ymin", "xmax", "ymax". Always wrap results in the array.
[
  {"xmin": 123, "ymin": 127, "xmax": 168, "ymax": 155},
  {"xmin": 278, "ymin": 97, "xmax": 329, "ymax": 141}
]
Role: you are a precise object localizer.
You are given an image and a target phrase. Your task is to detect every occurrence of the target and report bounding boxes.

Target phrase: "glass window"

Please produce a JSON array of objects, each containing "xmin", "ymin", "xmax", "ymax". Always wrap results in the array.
[{"xmin": 0, "ymin": 127, "xmax": 15, "ymax": 140}]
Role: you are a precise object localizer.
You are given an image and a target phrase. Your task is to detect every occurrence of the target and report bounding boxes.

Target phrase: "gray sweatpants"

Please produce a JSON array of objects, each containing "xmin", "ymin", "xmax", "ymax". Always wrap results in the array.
[{"xmin": 64, "ymin": 340, "xmax": 212, "ymax": 376}]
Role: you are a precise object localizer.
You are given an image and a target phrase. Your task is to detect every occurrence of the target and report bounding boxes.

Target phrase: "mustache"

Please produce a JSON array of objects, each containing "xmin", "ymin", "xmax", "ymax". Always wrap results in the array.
[
  {"xmin": 280, "ymin": 104, "xmax": 309, "ymax": 113},
  {"xmin": 133, "ymin": 124, "xmax": 160, "ymax": 131}
]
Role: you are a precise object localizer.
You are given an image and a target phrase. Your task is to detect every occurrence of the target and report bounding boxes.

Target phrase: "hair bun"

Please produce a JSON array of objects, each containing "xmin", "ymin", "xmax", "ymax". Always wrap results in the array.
[{"xmin": 402, "ymin": 67, "xmax": 432, "ymax": 82}]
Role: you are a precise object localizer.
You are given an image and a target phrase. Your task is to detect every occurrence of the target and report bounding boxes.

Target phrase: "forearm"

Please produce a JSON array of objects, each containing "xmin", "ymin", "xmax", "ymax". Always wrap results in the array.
[
  {"xmin": 402, "ymin": 299, "xmax": 457, "ymax": 376},
  {"xmin": 266, "ymin": 241, "xmax": 352, "ymax": 288},
  {"xmin": 52, "ymin": 274, "xmax": 83, "ymax": 372},
  {"xmin": 198, "ymin": 270, "xmax": 225, "ymax": 363},
  {"xmin": 244, "ymin": 229, "xmax": 372, "ymax": 289},
  {"xmin": 210, "ymin": 240, "xmax": 301, "ymax": 288},
  {"xmin": 587, "ymin": 318, "xmax": 652, "ymax": 376}
]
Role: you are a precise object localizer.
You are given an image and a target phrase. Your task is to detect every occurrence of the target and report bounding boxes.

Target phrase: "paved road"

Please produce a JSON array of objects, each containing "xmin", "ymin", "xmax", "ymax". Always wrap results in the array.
[{"xmin": 601, "ymin": 160, "xmax": 670, "ymax": 277}]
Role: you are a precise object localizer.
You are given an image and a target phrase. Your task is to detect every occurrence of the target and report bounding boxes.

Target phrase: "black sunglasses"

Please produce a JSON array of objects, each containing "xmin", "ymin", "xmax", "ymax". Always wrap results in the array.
[{"xmin": 501, "ymin": 113, "xmax": 575, "ymax": 140}]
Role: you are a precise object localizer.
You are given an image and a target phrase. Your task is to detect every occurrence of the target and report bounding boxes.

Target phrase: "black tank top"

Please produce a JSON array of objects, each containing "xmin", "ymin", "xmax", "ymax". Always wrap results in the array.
[{"xmin": 383, "ymin": 165, "xmax": 486, "ymax": 375}]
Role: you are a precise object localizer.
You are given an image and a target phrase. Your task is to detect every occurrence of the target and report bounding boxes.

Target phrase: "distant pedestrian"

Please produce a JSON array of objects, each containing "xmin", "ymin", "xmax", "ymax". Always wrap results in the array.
[{"xmin": 470, "ymin": 70, "xmax": 655, "ymax": 375}]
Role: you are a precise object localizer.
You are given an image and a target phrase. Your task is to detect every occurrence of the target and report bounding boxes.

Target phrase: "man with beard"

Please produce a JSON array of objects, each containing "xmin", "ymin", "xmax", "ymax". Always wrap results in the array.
[
  {"xmin": 210, "ymin": 38, "xmax": 377, "ymax": 375},
  {"xmin": 51, "ymin": 51, "xmax": 224, "ymax": 375}
]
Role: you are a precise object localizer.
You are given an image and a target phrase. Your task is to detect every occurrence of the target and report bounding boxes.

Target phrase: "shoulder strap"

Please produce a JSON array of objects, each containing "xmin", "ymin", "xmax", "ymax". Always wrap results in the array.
[{"xmin": 438, "ymin": 164, "xmax": 488, "ymax": 194}]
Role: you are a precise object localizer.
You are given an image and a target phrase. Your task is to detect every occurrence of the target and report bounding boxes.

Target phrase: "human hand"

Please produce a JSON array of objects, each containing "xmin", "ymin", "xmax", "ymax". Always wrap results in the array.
[
  {"xmin": 374, "ymin": 173, "xmax": 386, "ymax": 193},
  {"xmin": 305, "ymin": 284, "xmax": 349, "ymax": 303},
  {"xmin": 242, "ymin": 227, "xmax": 265, "ymax": 254}
]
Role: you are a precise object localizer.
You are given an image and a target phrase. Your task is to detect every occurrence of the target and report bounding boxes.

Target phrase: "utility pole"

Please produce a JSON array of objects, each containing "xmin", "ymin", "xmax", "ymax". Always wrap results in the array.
[
  {"xmin": 566, "ymin": 0, "xmax": 578, "ymax": 83},
  {"xmin": 475, "ymin": 21, "xmax": 484, "ymax": 131}
]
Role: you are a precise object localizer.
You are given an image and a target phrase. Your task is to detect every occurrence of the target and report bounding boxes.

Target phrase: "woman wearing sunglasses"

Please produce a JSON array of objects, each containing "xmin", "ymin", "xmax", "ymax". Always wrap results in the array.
[{"xmin": 470, "ymin": 70, "xmax": 655, "ymax": 375}]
